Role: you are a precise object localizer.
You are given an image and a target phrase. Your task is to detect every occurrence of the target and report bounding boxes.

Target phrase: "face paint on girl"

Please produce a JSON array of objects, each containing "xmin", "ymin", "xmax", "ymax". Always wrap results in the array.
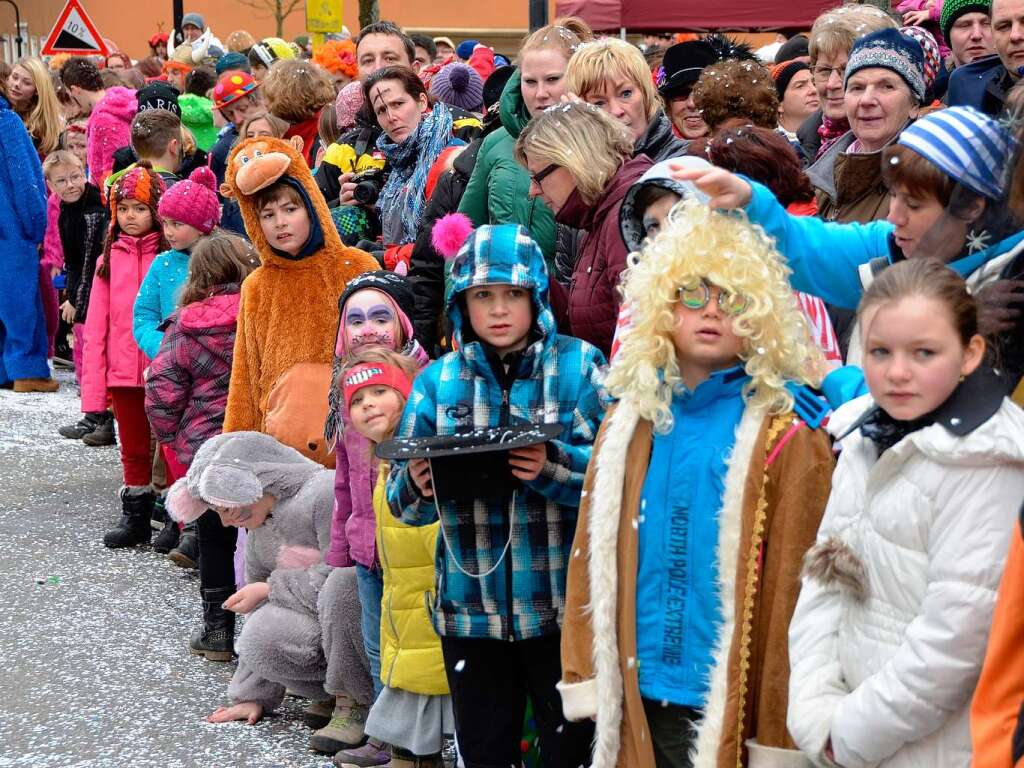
[{"xmin": 344, "ymin": 289, "xmax": 401, "ymax": 353}]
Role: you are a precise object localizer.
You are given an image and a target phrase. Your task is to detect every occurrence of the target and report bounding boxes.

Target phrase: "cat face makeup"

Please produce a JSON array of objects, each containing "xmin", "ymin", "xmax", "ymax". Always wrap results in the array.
[{"xmin": 344, "ymin": 289, "xmax": 401, "ymax": 353}]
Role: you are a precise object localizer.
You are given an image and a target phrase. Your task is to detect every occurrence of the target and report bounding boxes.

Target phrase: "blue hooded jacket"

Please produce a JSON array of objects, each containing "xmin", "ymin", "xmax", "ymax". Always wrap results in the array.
[{"xmin": 387, "ymin": 224, "xmax": 609, "ymax": 641}]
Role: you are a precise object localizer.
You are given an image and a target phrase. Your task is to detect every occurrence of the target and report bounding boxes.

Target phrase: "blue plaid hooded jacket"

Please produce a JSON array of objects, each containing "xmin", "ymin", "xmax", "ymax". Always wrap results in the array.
[{"xmin": 387, "ymin": 224, "xmax": 608, "ymax": 641}]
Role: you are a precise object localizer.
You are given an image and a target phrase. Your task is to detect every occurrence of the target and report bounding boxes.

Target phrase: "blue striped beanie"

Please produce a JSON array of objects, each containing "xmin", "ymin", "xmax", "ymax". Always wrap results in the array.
[{"xmin": 897, "ymin": 106, "xmax": 1015, "ymax": 200}]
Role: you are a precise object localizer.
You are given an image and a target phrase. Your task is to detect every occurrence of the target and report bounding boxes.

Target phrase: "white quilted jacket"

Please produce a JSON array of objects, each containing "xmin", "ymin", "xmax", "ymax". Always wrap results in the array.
[{"xmin": 787, "ymin": 395, "xmax": 1024, "ymax": 768}]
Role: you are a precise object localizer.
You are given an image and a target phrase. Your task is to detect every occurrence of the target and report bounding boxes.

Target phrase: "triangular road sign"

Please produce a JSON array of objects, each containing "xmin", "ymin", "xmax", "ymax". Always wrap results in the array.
[{"xmin": 42, "ymin": 0, "xmax": 109, "ymax": 57}]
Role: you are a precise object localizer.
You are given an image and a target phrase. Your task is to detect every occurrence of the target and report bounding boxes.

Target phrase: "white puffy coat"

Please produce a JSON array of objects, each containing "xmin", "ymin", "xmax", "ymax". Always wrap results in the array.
[{"xmin": 787, "ymin": 394, "xmax": 1024, "ymax": 768}]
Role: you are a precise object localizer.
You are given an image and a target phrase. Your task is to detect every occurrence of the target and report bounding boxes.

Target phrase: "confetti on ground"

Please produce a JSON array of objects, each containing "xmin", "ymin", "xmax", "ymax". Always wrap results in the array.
[{"xmin": 0, "ymin": 372, "xmax": 327, "ymax": 767}]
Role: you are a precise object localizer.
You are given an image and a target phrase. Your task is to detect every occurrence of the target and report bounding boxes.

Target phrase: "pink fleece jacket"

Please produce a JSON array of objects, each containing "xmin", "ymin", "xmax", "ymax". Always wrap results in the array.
[
  {"xmin": 81, "ymin": 230, "xmax": 161, "ymax": 413},
  {"xmin": 42, "ymin": 193, "xmax": 63, "ymax": 271},
  {"xmin": 86, "ymin": 87, "xmax": 137, "ymax": 190}
]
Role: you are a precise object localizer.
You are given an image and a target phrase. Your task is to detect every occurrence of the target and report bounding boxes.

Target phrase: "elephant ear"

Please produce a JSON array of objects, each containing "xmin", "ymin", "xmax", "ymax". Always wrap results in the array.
[{"xmin": 166, "ymin": 478, "xmax": 208, "ymax": 523}]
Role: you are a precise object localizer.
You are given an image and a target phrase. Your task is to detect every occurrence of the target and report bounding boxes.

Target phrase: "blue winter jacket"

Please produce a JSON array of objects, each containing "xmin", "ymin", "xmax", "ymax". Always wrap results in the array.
[
  {"xmin": 743, "ymin": 179, "xmax": 1024, "ymax": 309},
  {"xmin": 387, "ymin": 224, "xmax": 609, "ymax": 641},
  {"xmin": 133, "ymin": 248, "xmax": 190, "ymax": 359},
  {"xmin": 637, "ymin": 366, "xmax": 748, "ymax": 707},
  {"xmin": 0, "ymin": 95, "xmax": 47, "ymax": 257}
]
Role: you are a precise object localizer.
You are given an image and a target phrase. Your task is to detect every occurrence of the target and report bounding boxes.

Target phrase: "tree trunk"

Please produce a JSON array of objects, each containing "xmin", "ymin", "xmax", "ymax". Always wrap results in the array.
[
  {"xmin": 359, "ymin": 0, "xmax": 379, "ymax": 30},
  {"xmin": 276, "ymin": 0, "xmax": 285, "ymax": 36}
]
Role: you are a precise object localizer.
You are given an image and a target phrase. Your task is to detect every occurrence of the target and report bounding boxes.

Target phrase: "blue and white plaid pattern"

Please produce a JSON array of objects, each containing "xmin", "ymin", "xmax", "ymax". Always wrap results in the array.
[
  {"xmin": 898, "ymin": 106, "xmax": 1016, "ymax": 200},
  {"xmin": 388, "ymin": 224, "xmax": 609, "ymax": 641}
]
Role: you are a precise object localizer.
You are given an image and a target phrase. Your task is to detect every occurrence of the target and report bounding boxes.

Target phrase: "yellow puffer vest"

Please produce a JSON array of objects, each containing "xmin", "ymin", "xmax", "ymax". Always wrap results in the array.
[{"xmin": 374, "ymin": 463, "xmax": 448, "ymax": 695}]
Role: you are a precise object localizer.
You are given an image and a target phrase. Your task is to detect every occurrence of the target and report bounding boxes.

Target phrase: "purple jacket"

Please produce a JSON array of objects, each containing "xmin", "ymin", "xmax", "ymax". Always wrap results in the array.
[
  {"xmin": 144, "ymin": 285, "xmax": 240, "ymax": 467},
  {"xmin": 326, "ymin": 304, "xmax": 429, "ymax": 569}
]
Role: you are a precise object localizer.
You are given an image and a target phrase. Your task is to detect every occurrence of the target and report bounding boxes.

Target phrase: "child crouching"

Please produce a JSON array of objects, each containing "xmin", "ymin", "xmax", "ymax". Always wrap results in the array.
[{"xmin": 166, "ymin": 432, "xmax": 372, "ymax": 725}]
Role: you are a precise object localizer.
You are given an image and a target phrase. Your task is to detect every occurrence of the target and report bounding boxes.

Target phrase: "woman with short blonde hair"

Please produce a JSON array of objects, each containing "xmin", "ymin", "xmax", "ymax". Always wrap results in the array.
[
  {"xmin": 514, "ymin": 102, "xmax": 652, "ymax": 355},
  {"xmin": 566, "ymin": 37, "xmax": 686, "ymax": 161}
]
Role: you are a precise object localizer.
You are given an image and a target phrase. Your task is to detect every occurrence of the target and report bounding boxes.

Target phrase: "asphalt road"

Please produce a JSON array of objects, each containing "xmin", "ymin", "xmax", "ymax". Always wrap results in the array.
[{"xmin": 0, "ymin": 371, "xmax": 332, "ymax": 768}]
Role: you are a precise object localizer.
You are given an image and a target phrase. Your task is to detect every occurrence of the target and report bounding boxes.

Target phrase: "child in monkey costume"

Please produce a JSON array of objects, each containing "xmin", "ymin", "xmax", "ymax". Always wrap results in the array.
[{"xmin": 219, "ymin": 135, "xmax": 378, "ymax": 445}]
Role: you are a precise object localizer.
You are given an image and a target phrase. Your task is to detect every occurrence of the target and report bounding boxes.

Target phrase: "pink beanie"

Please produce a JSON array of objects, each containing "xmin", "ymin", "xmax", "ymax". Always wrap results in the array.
[
  {"xmin": 335, "ymin": 81, "xmax": 364, "ymax": 131},
  {"xmin": 158, "ymin": 166, "xmax": 222, "ymax": 234}
]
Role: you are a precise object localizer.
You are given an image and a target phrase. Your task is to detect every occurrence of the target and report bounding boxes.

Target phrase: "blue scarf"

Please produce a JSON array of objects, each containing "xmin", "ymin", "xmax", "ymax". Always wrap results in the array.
[{"xmin": 377, "ymin": 103, "xmax": 454, "ymax": 245}]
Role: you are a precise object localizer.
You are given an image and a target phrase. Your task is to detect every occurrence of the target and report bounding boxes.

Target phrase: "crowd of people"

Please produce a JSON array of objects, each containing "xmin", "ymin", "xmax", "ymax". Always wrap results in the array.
[{"xmin": 3, "ymin": 2, "xmax": 1024, "ymax": 766}]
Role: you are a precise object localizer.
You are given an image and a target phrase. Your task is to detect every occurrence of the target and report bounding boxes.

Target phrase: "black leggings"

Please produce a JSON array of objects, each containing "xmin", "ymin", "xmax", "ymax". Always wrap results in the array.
[
  {"xmin": 196, "ymin": 508, "xmax": 238, "ymax": 591},
  {"xmin": 440, "ymin": 633, "xmax": 593, "ymax": 768}
]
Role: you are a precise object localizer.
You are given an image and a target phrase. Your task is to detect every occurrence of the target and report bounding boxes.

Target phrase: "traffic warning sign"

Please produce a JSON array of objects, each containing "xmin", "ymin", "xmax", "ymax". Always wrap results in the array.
[{"xmin": 42, "ymin": 0, "xmax": 109, "ymax": 57}]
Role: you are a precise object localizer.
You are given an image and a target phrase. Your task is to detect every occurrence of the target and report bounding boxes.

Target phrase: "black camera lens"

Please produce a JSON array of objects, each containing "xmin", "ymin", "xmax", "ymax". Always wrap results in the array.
[{"xmin": 353, "ymin": 181, "xmax": 379, "ymax": 205}]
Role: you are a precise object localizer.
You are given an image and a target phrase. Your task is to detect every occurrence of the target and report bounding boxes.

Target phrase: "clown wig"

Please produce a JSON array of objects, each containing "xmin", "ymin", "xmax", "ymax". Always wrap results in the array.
[{"xmin": 605, "ymin": 198, "xmax": 826, "ymax": 433}]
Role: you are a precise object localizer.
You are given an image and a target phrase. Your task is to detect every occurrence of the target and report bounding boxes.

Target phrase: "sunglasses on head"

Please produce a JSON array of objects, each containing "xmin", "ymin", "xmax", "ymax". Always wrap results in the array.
[{"xmin": 677, "ymin": 279, "xmax": 749, "ymax": 316}]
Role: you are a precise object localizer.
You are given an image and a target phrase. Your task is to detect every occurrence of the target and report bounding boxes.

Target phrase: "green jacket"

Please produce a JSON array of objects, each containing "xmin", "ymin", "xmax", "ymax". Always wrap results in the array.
[{"xmin": 457, "ymin": 69, "xmax": 556, "ymax": 262}]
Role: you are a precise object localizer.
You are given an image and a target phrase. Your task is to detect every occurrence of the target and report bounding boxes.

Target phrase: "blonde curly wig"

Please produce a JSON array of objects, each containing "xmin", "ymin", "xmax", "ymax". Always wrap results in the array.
[{"xmin": 605, "ymin": 198, "xmax": 826, "ymax": 433}]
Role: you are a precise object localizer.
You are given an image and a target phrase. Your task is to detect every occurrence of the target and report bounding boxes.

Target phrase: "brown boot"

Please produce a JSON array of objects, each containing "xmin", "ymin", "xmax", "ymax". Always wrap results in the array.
[
  {"xmin": 13, "ymin": 377, "xmax": 59, "ymax": 393},
  {"xmin": 382, "ymin": 749, "xmax": 442, "ymax": 768}
]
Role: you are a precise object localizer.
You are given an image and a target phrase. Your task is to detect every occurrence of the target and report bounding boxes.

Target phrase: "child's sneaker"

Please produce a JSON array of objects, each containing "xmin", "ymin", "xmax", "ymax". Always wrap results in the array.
[
  {"xmin": 310, "ymin": 694, "xmax": 369, "ymax": 754},
  {"xmin": 332, "ymin": 740, "xmax": 390, "ymax": 766}
]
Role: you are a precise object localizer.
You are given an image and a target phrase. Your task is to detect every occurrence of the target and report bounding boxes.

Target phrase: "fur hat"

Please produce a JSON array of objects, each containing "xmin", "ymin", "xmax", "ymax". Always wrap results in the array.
[
  {"xmin": 167, "ymin": 432, "xmax": 322, "ymax": 522},
  {"xmin": 158, "ymin": 166, "xmax": 221, "ymax": 233},
  {"xmin": 430, "ymin": 63, "xmax": 484, "ymax": 112}
]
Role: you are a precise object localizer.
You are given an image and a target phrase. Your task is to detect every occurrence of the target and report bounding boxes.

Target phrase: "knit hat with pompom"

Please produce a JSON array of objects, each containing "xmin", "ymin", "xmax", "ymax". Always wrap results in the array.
[
  {"xmin": 430, "ymin": 62, "xmax": 484, "ymax": 113},
  {"xmin": 158, "ymin": 166, "xmax": 222, "ymax": 234}
]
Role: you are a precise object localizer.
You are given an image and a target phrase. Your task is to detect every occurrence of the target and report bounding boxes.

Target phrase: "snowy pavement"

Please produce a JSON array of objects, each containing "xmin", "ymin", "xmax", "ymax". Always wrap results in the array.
[{"xmin": 0, "ymin": 371, "xmax": 331, "ymax": 768}]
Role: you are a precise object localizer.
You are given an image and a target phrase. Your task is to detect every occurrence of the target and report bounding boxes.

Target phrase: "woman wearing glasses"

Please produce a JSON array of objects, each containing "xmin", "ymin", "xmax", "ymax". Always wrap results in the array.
[
  {"xmin": 558, "ymin": 199, "xmax": 833, "ymax": 768},
  {"xmin": 515, "ymin": 102, "xmax": 652, "ymax": 357},
  {"xmin": 800, "ymin": 5, "xmax": 897, "ymax": 160}
]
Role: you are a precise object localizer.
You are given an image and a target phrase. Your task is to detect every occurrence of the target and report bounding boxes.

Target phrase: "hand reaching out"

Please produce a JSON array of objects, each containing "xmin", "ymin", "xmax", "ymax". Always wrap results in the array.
[
  {"xmin": 222, "ymin": 582, "xmax": 270, "ymax": 614},
  {"xmin": 509, "ymin": 443, "xmax": 547, "ymax": 482},
  {"xmin": 669, "ymin": 163, "xmax": 753, "ymax": 210}
]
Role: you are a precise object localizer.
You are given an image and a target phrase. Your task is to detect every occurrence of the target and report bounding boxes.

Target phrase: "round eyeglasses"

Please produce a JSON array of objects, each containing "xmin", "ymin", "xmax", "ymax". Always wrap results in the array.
[{"xmin": 677, "ymin": 279, "xmax": 749, "ymax": 316}]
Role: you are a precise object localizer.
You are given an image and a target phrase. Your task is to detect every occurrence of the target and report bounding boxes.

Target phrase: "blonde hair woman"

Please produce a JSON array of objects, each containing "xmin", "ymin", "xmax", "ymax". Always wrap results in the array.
[
  {"xmin": 514, "ymin": 101, "xmax": 652, "ymax": 356},
  {"xmin": 7, "ymin": 57, "xmax": 63, "ymax": 155},
  {"xmin": 457, "ymin": 17, "xmax": 592, "ymax": 271},
  {"xmin": 566, "ymin": 37, "xmax": 686, "ymax": 161},
  {"xmin": 560, "ymin": 198, "xmax": 833, "ymax": 768}
]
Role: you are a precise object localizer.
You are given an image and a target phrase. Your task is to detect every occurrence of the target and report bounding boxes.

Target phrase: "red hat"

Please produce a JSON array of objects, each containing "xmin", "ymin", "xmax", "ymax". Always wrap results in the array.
[
  {"xmin": 342, "ymin": 363, "xmax": 413, "ymax": 410},
  {"xmin": 213, "ymin": 71, "xmax": 259, "ymax": 110}
]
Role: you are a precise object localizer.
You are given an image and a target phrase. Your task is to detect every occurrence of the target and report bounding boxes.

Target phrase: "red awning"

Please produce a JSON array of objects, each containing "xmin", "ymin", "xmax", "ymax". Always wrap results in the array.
[
  {"xmin": 554, "ymin": 0, "xmax": 623, "ymax": 31},
  {"xmin": 620, "ymin": 0, "xmax": 840, "ymax": 30}
]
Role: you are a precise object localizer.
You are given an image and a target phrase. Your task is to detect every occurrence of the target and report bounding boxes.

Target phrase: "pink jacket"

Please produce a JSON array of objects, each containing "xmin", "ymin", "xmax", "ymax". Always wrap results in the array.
[
  {"xmin": 42, "ymin": 193, "xmax": 63, "ymax": 271},
  {"xmin": 87, "ymin": 87, "xmax": 137, "ymax": 190},
  {"xmin": 81, "ymin": 230, "xmax": 161, "ymax": 412}
]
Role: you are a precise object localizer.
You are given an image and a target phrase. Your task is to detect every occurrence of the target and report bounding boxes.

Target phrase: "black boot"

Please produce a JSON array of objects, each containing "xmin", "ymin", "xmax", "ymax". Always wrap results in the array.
[
  {"xmin": 103, "ymin": 489, "xmax": 154, "ymax": 548},
  {"xmin": 189, "ymin": 587, "xmax": 236, "ymax": 661},
  {"xmin": 82, "ymin": 411, "xmax": 116, "ymax": 447},
  {"xmin": 152, "ymin": 517, "xmax": 181, "ymax": 554},
  {"xmin": 168, "ymin": 523, "xmax": 199, "ymax": 569},
  {"xmin": 58, "ymin": 411, "xmax": 105, "ymax": 440}
]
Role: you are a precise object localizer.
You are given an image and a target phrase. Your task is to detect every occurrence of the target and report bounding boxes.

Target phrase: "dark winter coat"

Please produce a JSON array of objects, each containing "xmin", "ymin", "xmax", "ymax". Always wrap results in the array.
[
  {"xmin": 144, "ymin": 284, "xmax": 240, "ymax": 467},
  {"xmin": 797, "ymin": 109, "xmax": 824, "ymax": 163},
  {"xmin": 57, "ymin": 183, "xmax": 109, "ymax": 322},
  {"xmin": 408, "ymin": 136, "xmax": 483, "ymax": 353},
  {"xmin": 633, "ymin": 110, "xmax": 688, "ymax": 162},
  {"xmin": 210, "ymin": 124, "xmax": 238, "ymax": 188},
  {"xmin": 806, "ymin": 131, "xmax": 892, "ymax": 224},
  {"xmin": 554, "ymin": 155, "xmax": 653, "ymax": 357},
  {"xmin": 946, "ymin": 53, "xmax": 1010, "ymax": 116}
]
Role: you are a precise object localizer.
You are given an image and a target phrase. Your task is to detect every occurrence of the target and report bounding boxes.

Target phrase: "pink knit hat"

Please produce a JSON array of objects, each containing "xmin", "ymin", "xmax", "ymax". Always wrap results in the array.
[
  {"xmin": 158, "ymin": 166, "xmax": 221, "ymax": 234},
  {"xmin": 335, "ymin": 81, "xmax": 364, "ymax": 131}
]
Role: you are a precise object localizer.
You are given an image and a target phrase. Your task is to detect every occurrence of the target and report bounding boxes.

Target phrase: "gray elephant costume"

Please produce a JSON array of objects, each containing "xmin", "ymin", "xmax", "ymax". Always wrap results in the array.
[{"xmin": 167, "ymin": 431, "xmax": 374, "ymax": 712}]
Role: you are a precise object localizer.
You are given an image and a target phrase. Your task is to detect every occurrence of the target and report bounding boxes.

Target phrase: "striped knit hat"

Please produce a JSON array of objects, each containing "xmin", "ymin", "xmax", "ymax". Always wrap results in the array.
[
  {"xmin": 897, "ymin": 106, "xmax": 1015, "ymax": 199},
  {"xmin": 845, "ymin": 28, "xmax": 926, "ymax": 105},
  {"xmin": 941, "ymin": 0, "xmax": 992, "ymax": 41}
]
